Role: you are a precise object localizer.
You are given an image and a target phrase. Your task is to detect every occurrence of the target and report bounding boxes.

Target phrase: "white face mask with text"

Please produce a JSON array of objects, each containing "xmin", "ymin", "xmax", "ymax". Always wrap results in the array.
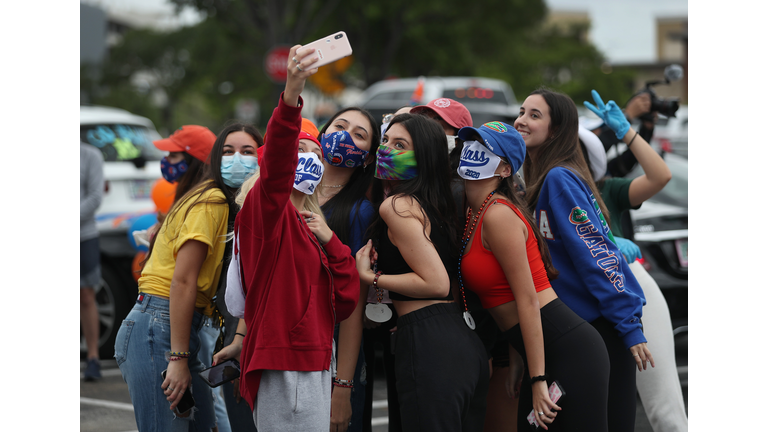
[
  {"xmin": 293, "ymin": 152, "xmax": 325, "ymax": 195},
  {"xmin": 457, "ymin": 140, "xmax": 502, "ymax": 180}
]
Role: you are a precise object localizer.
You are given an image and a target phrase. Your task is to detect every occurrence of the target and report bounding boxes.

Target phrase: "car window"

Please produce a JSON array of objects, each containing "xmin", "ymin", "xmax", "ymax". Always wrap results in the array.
[
  {"xmin": 81, "ymin": 124, "xmax": 164, "ymax": 162},
  {"xmin": 443, "ymin": 87, "xmax": 508, "ymax": 105},
  {"xmin": 368, "ymin": 90, "xmax": 416, "ymax": 102}
]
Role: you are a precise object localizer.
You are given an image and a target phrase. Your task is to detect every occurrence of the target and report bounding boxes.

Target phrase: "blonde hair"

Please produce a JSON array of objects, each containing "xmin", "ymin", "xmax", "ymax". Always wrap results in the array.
[{"xmin": 235, "ymin": 168, "xmax": 326, "ymax": 223}]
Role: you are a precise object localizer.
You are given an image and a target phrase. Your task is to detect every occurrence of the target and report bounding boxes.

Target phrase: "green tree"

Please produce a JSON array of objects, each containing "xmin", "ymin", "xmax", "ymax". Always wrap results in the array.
[{"xmin": 84, "ymin": 0, "xmax": 638, "ymax": 132}]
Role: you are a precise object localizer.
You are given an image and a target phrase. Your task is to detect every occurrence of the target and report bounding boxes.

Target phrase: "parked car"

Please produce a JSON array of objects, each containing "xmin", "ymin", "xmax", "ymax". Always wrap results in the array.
[
  {"xmin": 80, "ymin": 105, "xmax": 164, "ymax": 359},
  {"xmin": 650, "ymin": 105, "xmax": 688, "ymax": 158},
  {"xmin": 356, "ymin": 76, "xmax": 519, "ymax": 127},
  {"xmin": 627, "ymin": 152, "xmax": 688, "ymax": 353}
]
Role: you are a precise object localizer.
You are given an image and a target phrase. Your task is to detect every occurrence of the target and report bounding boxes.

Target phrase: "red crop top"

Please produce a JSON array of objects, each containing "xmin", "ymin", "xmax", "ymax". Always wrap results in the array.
[{"xmin": 461, "ymin": 199, "xmax": 551, "ymax": 309}]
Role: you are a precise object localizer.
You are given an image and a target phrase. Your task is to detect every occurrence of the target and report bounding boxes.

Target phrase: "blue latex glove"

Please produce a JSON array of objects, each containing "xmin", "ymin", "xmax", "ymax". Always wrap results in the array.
[
  {"xmin": 614, "ymin": 236, "xmax": 642, "ymax": 264},
  {"xmin": 584, "ymin": 90, "xmax": 630, "ymax": 140}
]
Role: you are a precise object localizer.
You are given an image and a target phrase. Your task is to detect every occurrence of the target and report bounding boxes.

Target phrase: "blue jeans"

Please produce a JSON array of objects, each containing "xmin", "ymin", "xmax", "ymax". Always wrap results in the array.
[{"xmin": 115, "ymin": 293, "xmax": 216, "ymax": 432}]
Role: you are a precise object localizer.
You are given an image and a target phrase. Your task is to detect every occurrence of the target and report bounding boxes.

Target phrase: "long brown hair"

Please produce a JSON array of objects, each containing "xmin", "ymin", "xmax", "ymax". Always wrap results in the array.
[
  {"xmin": 493, "ymin": 167, "xmax": 559, "ymax": 281},
  {"xmin": 522, "ymin": 88, "xmax": 610, "ymax": 227}
]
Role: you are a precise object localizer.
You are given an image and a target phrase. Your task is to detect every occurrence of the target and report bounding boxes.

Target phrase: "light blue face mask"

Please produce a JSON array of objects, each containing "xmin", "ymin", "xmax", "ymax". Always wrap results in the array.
[{"xmin": 221, "ymin": 152, "xmax": 259, "ymax": 188}]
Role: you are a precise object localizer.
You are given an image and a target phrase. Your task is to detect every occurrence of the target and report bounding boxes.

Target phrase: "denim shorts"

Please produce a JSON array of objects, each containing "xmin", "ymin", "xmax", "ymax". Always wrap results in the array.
[
  {"xmin": 115, "ymin": 293, "xmax": 217, "ymax": 432},
  {"xmin": 80, "ymin": 237, "xmax": 100, "ymax": 287}
]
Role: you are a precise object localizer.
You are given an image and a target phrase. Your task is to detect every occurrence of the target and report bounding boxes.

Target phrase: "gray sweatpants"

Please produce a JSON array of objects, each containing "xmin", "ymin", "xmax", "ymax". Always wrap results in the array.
[
  {"xmin": 253, "ymin": 369, "xmax": 332, "ymax": 431},
  {"xmin": 631, "ymin": 261, "xmax": 688, "ymax": 431}
]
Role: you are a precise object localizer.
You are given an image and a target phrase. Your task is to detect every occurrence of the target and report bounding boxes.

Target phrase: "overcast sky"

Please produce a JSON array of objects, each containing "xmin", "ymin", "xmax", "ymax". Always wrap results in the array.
[{"xmin": 84, "ymin": 0, "xmax": 688, "ymax": 64}]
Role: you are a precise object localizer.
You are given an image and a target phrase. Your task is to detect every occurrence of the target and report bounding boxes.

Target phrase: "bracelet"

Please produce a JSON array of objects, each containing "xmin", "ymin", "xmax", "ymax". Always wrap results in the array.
[
  {"xmin": 372, "ymin": 271, "xmax": 382, "ymax": 288},
  {"xmin": 168, "ymin": 351, "xmax": 191, "ymax": 358},
  {"xmin": 333, "ymin": 377, "xmax": 354, "ymax": 388},
  {"xmin": 530, "ymin": 374, "xmax": 548, "ymax": 384},
  {"xmin": 627, "ymin": 130, "xmax": 639, "ymax": 148},
  {"xmin": 169, "ymin": 356, "xmax": 186, "ymax": 362},
  {"xmin": 235, "ymin": 332, "xmax": 246, "ymax": 338}
]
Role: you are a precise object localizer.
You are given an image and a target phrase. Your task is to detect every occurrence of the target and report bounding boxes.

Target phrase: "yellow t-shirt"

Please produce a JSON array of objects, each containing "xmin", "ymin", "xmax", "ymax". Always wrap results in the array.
[{"xmin": 138, "ymin": 183, "xmax": 230, "ymax": 316}]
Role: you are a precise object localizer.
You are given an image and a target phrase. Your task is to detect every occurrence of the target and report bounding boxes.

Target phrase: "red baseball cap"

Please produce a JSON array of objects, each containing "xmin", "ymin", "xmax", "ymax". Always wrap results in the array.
[
  {"xmin": 412, "ymin": 98, "xmax": 473, "ymax": 130},
  {"xmin": 153, "ymin": 125, "xmax": 217, "ymax": 164}
]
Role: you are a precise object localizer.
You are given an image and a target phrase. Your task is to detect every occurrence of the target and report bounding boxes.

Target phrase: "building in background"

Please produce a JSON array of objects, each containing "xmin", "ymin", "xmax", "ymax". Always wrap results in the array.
[
  {"xmin": 615, "ymin": 17, "xmax": 688, "ymax": 104},
  {"xmin": 546, "ymin": 9, "xmax": 687, "ymax": 105},
  {"xmin": 545, "ymin": 10, "xmax": 591, "ymax": 42}
]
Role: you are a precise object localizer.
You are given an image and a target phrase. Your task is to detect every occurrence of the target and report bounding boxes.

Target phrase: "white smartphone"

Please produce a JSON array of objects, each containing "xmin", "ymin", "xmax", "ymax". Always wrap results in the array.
[
  {"xmin": 297, "ymin": 31, "xmax": 352, "ymax": 69},
  {"xmin": 526, "ymin": 380, "xmax": 565, "ymax": 429}
]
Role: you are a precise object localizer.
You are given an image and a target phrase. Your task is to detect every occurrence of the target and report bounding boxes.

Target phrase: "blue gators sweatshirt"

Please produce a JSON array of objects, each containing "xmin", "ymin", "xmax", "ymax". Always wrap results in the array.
[{"xmin": 535, "ymin": 167, "xmax": 647, "ymax": 349}]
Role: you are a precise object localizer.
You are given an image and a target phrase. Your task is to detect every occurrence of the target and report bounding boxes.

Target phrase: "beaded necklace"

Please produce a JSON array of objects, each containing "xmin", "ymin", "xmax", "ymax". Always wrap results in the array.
[{"xmin": 457, "ymin": 190, "xmax": 496, "ymax": 329}]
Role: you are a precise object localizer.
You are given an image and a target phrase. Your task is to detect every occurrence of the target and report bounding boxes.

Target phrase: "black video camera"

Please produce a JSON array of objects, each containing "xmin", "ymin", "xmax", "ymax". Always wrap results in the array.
[{"xmin": 634, "ymin": 64, "xmax": 684, "ymax": 119}]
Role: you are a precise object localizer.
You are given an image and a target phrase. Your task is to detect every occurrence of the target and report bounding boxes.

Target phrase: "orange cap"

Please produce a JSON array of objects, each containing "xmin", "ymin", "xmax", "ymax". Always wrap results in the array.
[{"xmin": 153, "ymin": 125, "xmax": 217, "ymax": 164}]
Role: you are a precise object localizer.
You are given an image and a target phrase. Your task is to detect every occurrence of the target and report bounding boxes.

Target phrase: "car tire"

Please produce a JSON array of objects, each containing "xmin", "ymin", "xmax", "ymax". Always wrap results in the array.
[{"xmin": 80, "ymin": 260, "xmax": 135, "ymax": 360}]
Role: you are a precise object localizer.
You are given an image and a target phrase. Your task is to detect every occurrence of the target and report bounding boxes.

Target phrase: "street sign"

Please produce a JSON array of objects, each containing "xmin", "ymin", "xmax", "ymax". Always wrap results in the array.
[{"xmin": 265, "ymin": 45, "xmax": 291, "ymax": 83}]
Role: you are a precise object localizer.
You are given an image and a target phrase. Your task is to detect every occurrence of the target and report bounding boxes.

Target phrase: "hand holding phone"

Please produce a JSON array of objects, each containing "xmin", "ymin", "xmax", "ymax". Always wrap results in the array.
[
  {"xmin": 527, "ymin": 380, "xmax": 565, "ymax": 430},
  {"xmin": 198, "ymin": 359, "xmax": 241, "ymax": 388},
  {"xmin": 296, "ymin": 31, "xmax": 352, "ymax": 70},
  {"xmin": 162, "ymin": 369, "xmax": 195, "ymax": 415}
]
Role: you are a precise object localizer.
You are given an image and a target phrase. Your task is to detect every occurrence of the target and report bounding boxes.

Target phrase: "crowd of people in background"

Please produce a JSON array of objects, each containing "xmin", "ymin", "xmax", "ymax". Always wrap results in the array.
[{"xmin": 81, "ymin": 42, "xmax": 688, "ymax": 432}]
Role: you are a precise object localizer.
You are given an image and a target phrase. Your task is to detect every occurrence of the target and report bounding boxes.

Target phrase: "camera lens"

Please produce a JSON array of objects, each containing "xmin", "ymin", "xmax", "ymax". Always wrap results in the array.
[{"xmin": 335, "ymin": 34, "xmax": 343, "ymax": 40}]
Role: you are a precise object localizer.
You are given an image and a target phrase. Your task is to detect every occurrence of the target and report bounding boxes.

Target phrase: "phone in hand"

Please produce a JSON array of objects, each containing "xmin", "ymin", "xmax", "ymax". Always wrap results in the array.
[
  {"xmin": 198, "ymin": 359, "xmax": 241, "ymax": 388},
  {"xmin": 527, "ymin": 380, "xmax": 565, "ymax": 430},
  {"xmin": 161, "ymin": 369, "xmax": 196, "ymax": 414},
  {"xmin": 297, "ymin": 31, "xmax": 352, "ymax": 69}
]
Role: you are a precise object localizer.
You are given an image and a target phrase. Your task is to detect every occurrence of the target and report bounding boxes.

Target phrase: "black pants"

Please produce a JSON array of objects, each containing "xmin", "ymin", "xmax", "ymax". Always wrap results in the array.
[
  {"xmin": 503, "ymin": 298, "xmax": 610, "ymax": 432},
  {"xmin": 591, "ymin": 317, "xmax": 639, "ymax": 432},
  {"xmin": 362, "ymin": 303, "xmax": 401, "ymax": 432},
  {"xmin": 394, "ymin": 303, "xmax": 489, "ymax": 432}
]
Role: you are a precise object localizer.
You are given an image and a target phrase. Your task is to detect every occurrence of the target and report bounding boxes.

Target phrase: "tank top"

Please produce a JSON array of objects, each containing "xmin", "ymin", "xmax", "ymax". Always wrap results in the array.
[
  {"xmin": 461, "ymin": 199, "xmax": 551, "ymax": 309},
  {"xmin": 376, "ymin": 201, "xmax": 456, "ymax": 302}
]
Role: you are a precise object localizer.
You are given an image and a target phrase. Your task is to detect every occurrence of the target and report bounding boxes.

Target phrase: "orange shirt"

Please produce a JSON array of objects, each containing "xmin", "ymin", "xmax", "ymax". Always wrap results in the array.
[{"xmin": 461, "ymin": 199, "xmax": 551, "ymax": 309}]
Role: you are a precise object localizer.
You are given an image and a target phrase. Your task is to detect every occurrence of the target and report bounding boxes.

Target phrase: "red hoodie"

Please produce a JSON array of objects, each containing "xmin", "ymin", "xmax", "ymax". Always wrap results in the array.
[{"xmin": 234, "ymin": 94, "xmax": 359, "ymax": 408}]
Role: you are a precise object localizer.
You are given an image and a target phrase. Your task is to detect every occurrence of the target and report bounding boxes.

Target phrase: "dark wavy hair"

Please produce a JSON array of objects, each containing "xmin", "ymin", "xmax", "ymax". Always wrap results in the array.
[
  {"xmin": 369, "ymin": 113, "xmax": 458, "ymax": 251},
  {"xmin": 317, "ymin": 107, "xmax": 381, "ymax": 247},
  {"xmin": 521, "ymin": 88, "xmax": 610, "ymax": 226},
  {"xmin": 142, "ymin": 122, "xmax": 264, "ymax": 269}
]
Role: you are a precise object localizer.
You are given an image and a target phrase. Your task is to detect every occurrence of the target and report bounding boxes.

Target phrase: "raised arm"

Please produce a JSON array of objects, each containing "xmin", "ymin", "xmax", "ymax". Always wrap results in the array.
[
  {"xmin": 621, "ymin": 126, "xmax": 671, "ymax": 206},
  {"xmin": 246, "ymin": 45, "xmax": 319, "ymax": 228},
  {"xmin": 584, "ymin": 90, "xmax": 671, "ymax": 205}
]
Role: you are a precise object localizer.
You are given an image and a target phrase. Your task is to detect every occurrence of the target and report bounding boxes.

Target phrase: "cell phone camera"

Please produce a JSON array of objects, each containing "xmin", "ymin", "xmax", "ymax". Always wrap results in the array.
[
  {"xmin": 326, "ymin": 39, "xmax": 331, "ymax": 43},
  {"xmin": 335, "ymin": 34, "xmax": 343, "ymax": 40}
]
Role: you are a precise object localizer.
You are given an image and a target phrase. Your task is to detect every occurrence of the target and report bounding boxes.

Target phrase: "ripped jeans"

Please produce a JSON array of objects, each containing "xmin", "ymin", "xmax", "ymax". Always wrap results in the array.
[{"xmin": 115, "ymin": 293, "xmax": 216, "ymax": 432}]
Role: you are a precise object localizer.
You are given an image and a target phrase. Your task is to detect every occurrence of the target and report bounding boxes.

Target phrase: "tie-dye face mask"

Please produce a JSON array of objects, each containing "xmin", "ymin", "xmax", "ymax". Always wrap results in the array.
[{"xmin": 375, "ymin": 146, "xmax": 418, "ymax": 180}]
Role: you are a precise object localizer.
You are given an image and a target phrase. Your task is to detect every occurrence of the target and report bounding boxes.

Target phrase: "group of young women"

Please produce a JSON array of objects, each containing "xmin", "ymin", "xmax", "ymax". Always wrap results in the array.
[{"xmin": 114, "ymin": 42, "xmax": 663, "ymax": 432}]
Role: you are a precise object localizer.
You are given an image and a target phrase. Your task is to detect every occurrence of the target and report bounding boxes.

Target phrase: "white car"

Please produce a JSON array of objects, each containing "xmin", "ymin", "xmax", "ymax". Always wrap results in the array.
[
  {"xmin": 628, "ymin": 152, "xmax": 688, "ymax": 354},
  {"xmin": 650, "ymin": 105, "xmax": 688, "ymax": 158},
  {"xmin": 356, "ymin": 76, "xmax": 519, "ymax": 127},
  {"xmin": 80, "ymin": 105, "xmax": 164, "ymax": 358}
]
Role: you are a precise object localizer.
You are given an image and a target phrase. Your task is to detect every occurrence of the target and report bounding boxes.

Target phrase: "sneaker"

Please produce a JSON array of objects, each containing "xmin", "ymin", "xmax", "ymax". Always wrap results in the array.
[{"xmin": 84, "ymin": 358, "xmax": 101, "ymax": 381}]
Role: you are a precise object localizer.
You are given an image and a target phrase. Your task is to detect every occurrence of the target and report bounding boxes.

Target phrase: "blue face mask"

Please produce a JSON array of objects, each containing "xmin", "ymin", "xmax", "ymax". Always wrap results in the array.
[
  {"xmin": 321, "ymin": 130, "xmax": 369, "ymax": 168},
  {"xmin": 221, "ymin": 152, "xmax": 259, "ymax": 188},
  {"xmin": 160, "ymin": 156, "xmax": 189, "ymax": 183}
]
